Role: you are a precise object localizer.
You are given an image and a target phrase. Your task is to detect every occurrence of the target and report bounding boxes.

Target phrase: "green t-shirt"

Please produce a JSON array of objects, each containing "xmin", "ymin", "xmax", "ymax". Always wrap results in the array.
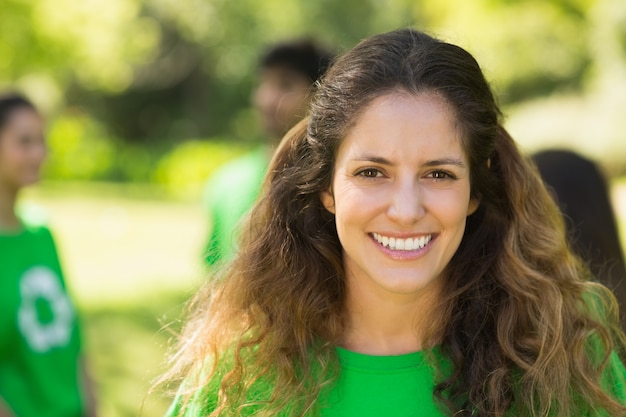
[
  {"xmin": 166, "ymin": 345, "xmax": 626, "ymax": 417},
  {"xmin": 202, "ymin": 147, "xmax": 270, "ymax": 267},
  {"xmin": 0, "ymin": 218, "xmax": 84, "ymax": 417},
  {"xmin": 319, "ymin": 347, "xmax": 448, "ymax": 416}
]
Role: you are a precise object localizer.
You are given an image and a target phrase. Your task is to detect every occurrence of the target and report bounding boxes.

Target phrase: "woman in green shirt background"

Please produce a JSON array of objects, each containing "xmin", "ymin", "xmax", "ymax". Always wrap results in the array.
[
  {"xmin": 0, "ymin": 94, "xmax": 96, "ymax": 417},
  {"xmin": 162, "ymin": 29, "xmax": 626, "ymax": 416}
]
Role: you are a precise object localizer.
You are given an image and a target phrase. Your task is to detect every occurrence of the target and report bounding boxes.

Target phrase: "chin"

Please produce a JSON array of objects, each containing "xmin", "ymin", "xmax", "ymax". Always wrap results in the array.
[
  {"xmin": 378, "ymin": 279, "xmax": 430, "ymax": 295},
  {"xmin": 381, "ymin": 274, "xmax": 442, "ymax": 296}
]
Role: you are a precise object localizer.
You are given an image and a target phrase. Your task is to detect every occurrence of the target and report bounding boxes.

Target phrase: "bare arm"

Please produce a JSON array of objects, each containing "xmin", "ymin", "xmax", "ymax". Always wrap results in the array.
[
  {"xmin": 0, "ymin": 398, "xmax": 15, "ymax": 417},
  {"xmin": 80, "ymin": 357, "xmax": 98, "ymax": 417}
]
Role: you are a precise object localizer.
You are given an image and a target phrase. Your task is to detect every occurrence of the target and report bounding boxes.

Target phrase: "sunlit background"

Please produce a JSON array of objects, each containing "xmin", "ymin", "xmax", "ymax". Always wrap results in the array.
[{"xmin": 2, "ymin": 0, "xmax": 626, "ymax": 415}]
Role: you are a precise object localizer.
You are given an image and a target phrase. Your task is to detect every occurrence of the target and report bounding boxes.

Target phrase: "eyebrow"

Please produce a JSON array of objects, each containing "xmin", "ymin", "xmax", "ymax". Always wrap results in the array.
[
  {"xmin": 424, "ymin": 159, "xmax": 466, "ymax": 168},
  {"xmin": 351, "ymin": 154, "xmax": 467, "ymax": 168}
]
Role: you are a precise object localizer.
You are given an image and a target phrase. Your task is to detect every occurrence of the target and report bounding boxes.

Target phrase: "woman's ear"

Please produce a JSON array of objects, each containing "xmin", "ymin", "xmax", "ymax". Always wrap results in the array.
[
  {"xmin": 467, "ymin": 198, "xmax": 479, "ymax": 216},
  {"xmin": 466, "ymin": 158, "xmax": 490, "ymax": 216},
  {"xmin": 320, "ymin": 189, "xmax": 335, "ymax": 214}
]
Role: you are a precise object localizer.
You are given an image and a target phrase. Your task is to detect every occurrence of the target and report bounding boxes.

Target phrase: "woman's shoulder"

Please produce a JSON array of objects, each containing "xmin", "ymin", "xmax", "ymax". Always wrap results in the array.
[
  {"xmin": 165, "ymin": 350, "xmax": 280, "ymax": 417},
  {"xmin": 165, "ymin": 360, "xmax": 224, "ymax": 417},
  {"xmin": 601, "ymin": 351, "xmax": 626, "ymax": 401},
  {"xmin": 16, "ymin": 203, "xmax": 53, "ymax": 235}
]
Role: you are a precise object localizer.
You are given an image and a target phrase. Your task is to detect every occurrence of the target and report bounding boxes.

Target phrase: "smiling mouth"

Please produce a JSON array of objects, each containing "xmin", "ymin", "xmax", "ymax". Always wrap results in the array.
[{"xmin": 371, "ymin": 232, "xmax": 433, "ymax": 251}]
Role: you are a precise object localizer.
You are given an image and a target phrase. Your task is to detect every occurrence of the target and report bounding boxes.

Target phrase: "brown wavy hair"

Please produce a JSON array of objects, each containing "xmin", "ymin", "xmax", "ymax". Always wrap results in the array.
[{"xmin": 162, "ymin": 29, "xmax": 626, "ymax": 416}]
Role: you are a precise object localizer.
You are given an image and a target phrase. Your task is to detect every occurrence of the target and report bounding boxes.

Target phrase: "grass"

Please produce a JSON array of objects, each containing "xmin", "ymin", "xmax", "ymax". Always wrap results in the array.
[
  {"xmin": 85, "ymin": 292, "xmax": 189, "ymax": 416},
  {"xmin": 23, "ymin": 182, "xmax": 206, "ymax": 307},
  {"xmin": 18, "ymin": 178, "xmax": 626, "ymax": 416}
]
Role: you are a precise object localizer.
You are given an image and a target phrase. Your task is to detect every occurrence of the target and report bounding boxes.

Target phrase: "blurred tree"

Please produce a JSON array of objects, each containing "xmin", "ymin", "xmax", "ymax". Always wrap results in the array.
[
  {"xmin": 61, "ymin": 0, "xmax": 420, "ymax": 142},
  {"xmin": 417, "ymin": 0, "xmax": 595, "ymax": 103},
  {"xmin": 2, "ymin": 0, "xmax": 625, "ymax": 147},
  {"xmin": 0, "ymin": 0, "xmax": 160, "ymax": 105}
]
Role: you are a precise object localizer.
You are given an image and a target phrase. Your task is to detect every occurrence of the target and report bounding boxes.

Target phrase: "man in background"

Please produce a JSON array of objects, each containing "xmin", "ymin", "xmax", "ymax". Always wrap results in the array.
[{"xmin": 203, "ymin": 39, "xmax": 334, "ymax": 267}]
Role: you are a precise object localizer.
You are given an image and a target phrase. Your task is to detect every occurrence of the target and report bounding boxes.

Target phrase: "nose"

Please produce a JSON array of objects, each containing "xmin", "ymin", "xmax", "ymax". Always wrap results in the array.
[{"xmin": 387, "ymin": 178, "xmax": 425, "ymax": 225}]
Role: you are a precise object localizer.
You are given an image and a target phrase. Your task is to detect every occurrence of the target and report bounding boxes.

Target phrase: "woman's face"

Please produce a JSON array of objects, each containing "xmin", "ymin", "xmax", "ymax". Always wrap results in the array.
[
  {"xmin": 253, "ymin": 66, "xmax": 312, "ymax": 140},
  {"xmin": 0, "ymin": 107, "xmax": 46, "ymax": 191},
  {"xmin": 321, "ymin": 92, "xmax": 478, "ymax": 301}
]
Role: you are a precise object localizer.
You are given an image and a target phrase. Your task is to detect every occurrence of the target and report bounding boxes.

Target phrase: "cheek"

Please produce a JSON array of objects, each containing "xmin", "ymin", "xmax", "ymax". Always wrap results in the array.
[
  {"xmin": 0, "ymin": 153, "xmax": 20, "ymax": 181},
  {"xmin": 0, "ymin": 146, "xmax": 20, "ymax": 167},
  {"xmin": 254, "ymin": 87, "xmax": 280, "ymax": 111},
  {"xmin": 279, "ymin": 92, "xmax": 308, "ymax": 114},
  {"xmin": 333, "ymin": 184, "xmax": 384, "ymax": 226},
  {"xmin": 0, "ymin": 144, "xmax": 38, "ymax": 175},
  {"xmin": 425, "ymin": 188, "xmax": 473, "ymax": 223}
]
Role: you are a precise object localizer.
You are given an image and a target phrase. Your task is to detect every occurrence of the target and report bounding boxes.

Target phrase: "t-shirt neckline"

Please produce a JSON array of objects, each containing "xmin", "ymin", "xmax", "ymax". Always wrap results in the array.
[{"xmin": 335, "ymin": 346, "xmax": 434, "ymax": 371}]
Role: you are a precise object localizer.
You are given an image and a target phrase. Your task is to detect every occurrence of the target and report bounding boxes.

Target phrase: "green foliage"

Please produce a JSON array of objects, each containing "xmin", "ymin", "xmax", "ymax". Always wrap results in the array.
[
  {"xmin": 43, "ymin": 109, "xmax": 252, "ymax": 196},
  {"xmin": 113, "ymin": 144, "xmax": 161, "ymax": 183},
  {"xmin": 44, "ymin": 111, "xmax": 116, "ymax": 180},
  {"xmin": 83, "ymin": 292, "xmax": 187, "ymax": 417},
  {"xmin": 152, "ymin": 140, "xmax": 250, "ymax": 198},
  {"xmin": 418, "ymin": 0, "xmax": 593, "ymax": 102},
  {"xmin": 0, "ymin": 0, "xmax": 616, "ymax": 104}
]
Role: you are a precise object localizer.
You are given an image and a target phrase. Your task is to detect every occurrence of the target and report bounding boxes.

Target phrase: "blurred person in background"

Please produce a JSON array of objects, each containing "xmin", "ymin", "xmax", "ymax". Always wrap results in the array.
[
  {"xmin": 202, "ymin": 39, "xmax": 334, "ymax": 267},
  {"xmin": 532, "ymin": 149, "xmax": 626, "ymax": 328},
  {"xmin": 0, "ymin": 93, "xmax": 96, "ymax": 417}
]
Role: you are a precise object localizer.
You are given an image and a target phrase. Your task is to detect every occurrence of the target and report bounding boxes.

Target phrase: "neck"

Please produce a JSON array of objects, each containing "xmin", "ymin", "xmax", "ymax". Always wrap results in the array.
[
  {"xmin": 0, "ymin": 183, "xmax": 20, "ymax": 231},
  {"xmin": 341, "ymin": 278, "xmax": 444, "ymax": 356}
]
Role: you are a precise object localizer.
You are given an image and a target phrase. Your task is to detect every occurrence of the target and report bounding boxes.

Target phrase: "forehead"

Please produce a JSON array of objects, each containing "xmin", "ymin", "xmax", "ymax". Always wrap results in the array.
[
  {"xmin": 2, "ymin": 106, "xmax": 40, "ymax": 126},
  {"xmin": 0, "ymin": 108, "xmax": 42, "ymax": 140},
  {"xmin": 335, "ymin": 92, "xmax": 464, "ymax": 161}
]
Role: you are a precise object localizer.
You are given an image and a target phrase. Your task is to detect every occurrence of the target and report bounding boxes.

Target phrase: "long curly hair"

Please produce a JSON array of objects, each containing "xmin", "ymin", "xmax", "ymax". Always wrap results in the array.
[{"xmin": 162, "ymin": 29, "xmax": 626, "ymax": 416}]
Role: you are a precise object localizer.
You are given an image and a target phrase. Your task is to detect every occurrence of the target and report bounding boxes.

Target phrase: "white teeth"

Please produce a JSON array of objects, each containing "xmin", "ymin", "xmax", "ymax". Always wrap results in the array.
[{"xmin": 372, "ymin": 233, "xmax": 432, "ymax": 251}]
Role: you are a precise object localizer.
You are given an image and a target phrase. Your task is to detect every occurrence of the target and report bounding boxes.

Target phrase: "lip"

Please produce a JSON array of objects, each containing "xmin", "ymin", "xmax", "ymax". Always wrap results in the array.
[{"xmin": 369, "ymin": 232, "xmax": 437, "ymax": 260}]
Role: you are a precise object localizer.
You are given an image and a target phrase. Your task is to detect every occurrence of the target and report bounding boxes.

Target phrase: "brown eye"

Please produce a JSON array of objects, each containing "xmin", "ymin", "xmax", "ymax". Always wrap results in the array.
[
  {"xmin": 19, "ymin": 136, "xmax": 34, "ymax": 146},
  {"xmin": 428, "ymin": 170, "xmax": 455, "ymax": 180},
  {"xmin": 357, "ymin": 168, "xmax": 382, "ymax": 178}
]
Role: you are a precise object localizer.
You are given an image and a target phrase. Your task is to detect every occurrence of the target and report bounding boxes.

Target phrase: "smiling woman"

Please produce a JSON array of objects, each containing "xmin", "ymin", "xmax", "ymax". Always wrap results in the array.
[{"xmin": 161, "ymin": 29, "xmax": 626, "ymax": 417}]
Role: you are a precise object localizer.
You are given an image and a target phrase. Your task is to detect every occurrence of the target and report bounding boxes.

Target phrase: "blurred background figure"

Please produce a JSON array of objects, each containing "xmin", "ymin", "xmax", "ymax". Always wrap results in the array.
[
  {"xmin": 253, "ymin": 40, "xmax": 334, "ymax": 139},
  {"xmin": 532, "ymin": 149, "xmax": 626, "ymax": 327},
  {"xmin": 0, "ymin": 93, "xmax": 96, "ymax": 417},
  {"xmin": 202, "ymin": 39, "xmax": 334, "ymax": 267}
]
